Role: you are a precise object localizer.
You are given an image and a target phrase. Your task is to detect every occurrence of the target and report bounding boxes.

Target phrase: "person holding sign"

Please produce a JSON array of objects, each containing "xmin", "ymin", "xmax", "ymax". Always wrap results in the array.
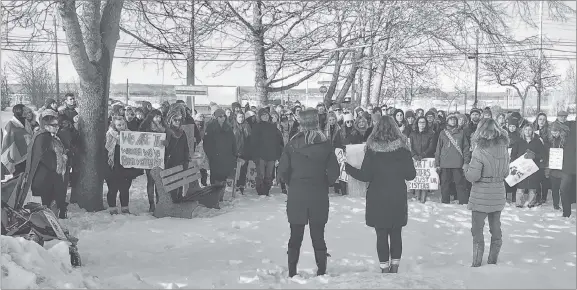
[
  {"xmin": 546, "ymin": 122, "xmax": 567, "ymax": 210},
  {"xmin": 138, "ymin": 109, "xmax": 166, "ymax": 212},
  {"xmin": 345, "ymin": 116, "xmax": 416, "ymax": 274},
  {"xmin": 511, "ymin": 123, "xmax": 546, "ymax": 208},
  {"xmin": 409, "ymin": 116, "xmax": 437, "ymax": 203},
  {"xmin": 561, "ymin": 121, "xmax": 576, "ymax": 218},
  {"xmin": 464, "ymin": 118, "xmax": 510, "ymax": 267},
  {"xmin": 505, "ymin": 115, "xmax": 522, "ymax": 203}
]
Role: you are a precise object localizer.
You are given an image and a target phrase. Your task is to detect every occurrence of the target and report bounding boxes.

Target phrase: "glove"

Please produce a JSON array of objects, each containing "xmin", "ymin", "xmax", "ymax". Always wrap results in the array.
[
  {"xmin": 462, "ymin": 163, "xmax": 470, "ymax": 172},
  {"xmin": 414, "ymin": 155, "xmax": 423, "ymax": 161},
  {"xmin": 436, "ymin": 167, "xmax": 441, "ymax": 173},
  {"xmin": 161, "ymin": 139, "xmax": 169, "ymax": 147},
  {"xmin": 524, "ymin": 150, "xmax": 536, "ymax": 159}
]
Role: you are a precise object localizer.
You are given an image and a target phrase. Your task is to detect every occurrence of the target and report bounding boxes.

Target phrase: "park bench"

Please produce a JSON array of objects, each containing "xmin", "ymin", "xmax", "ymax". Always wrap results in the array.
[{"xmin": 151, "ymin": 162, "xmax": 225, "ymax": 219}]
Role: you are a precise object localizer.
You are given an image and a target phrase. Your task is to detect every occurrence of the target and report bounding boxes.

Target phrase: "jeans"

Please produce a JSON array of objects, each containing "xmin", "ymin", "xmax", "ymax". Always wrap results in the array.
[
  {"xmin": 561, "ymin": 173, "xmax": 576, "ymax": 217},
  {"xmin": 288, "ymin": 223, "xmax": 327, "ymax": 251},
  {"xmin": 145, "ymin": 169, "xmax": 159, "ymax": 205},
  {"xmin": 107, "ymin": 175, "xmax": 133, "ymax": 207},
  {"xmin": 440, "ymin": 168, "xmax": 468, "ymax": 204},
  {"xmin": 236, "ymin": 159, "xmax": 250, "ymax": 188},
  {"xmin": 516, "ymin": 188, "xmax": 536, "ymax": 207},
  {"xmin": 256, "ymin": 159, "xmax": 275, "ymax": 195},
  {"xmin": 471, "ymin": 211, "xmax": 502, "ymax": 246},
  {"xmin": 375, "ymin": 227, "xmax": 403, "ymax": 262},
  {"xmin": 550, "ymin": 176, "xmax": 562, "ymax": 208}
]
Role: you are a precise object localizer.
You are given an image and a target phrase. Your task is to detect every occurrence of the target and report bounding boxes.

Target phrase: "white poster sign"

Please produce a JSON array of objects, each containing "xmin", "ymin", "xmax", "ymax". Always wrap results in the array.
[
  {"xmin": 345, "ymin": 144, "xmax": 368, "ymax": 197},
  {"xmin": 335, "ymin": 148, "xmax": 348, "ymax": 182},
  {"xmin": 120, "ymin": 131, "xmax": 166, "ymax": 169},
  {"xmin": 548, "ymin": 148, "xmax": 563, "ymax": 170},
  {"xmin": 407, "ymin": 158, "xmax": 439, "ymax": 190},
  {"xmin": 505, "ymin": 156, "xmax": 539, "ymax": 186}
]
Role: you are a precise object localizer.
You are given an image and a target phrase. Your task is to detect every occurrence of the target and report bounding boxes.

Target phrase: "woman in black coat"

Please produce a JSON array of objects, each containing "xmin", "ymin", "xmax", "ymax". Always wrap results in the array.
[
  {"xmin": 511, "ymin": 123, "xmax": 546, "ymax": 208},
  {"xmin": 345, "ymin": 115, "xmax": 416, "ymax": 274},
  {"xmin": 277, "ymin": 108, "xmax": 339, "ymax": 278},
  {"xmin": 203, "ymin": 109, "xmax": 236, "ymax": 185},
  {"xmin": 408, "ymin": 116, "xmax": 436, "ymax": 203}
]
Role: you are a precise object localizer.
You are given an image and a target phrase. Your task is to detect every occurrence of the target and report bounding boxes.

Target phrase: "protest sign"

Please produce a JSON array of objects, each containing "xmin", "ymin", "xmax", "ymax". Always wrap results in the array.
[
  {"xmin": 335, "ymin": 148, "xmax": 348, "ymax": 182},
  {"xmin": 345, "ymin": 144, "xmax": 368, "ymax": 197},
  {"xmin": 120, "ymin": 131, "xmax": 166, "ymax": 169},
  {"xmin": 407, "ymin": 158, "xmax": 439, "ymax": 190},
  {"xmin": 548, "ymin": 148, "xmax": 563, "ymax": 170},
  {"xmin": 505, "ymin": 156, "xmax": 539, "ymax": 186}
]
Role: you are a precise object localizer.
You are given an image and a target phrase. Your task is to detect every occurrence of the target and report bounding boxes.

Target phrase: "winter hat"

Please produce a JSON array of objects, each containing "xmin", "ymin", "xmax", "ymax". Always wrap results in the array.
[
  {"xmin": 429, "ymin": 107, "xmax": 438, "ymax": 114},
  {"xmin": 393, "ymin": 109, "xmax": 404, "ymax": 119},
  {"xmin": 299, "ymin": 109, "xmax": 320, "ymax": 130},
  {"xmin": 231, "ymin": 102, "xmax": 241, "ymax": 109},
  {"xmin": 361, "ymin": 111, "xmax": 371, "ymax": 121},
  {"xmin": 45, "ymin": 98, "xmax": 57, "ymax": 108},
  {"xmin": 258, "ymin": 108, "xmax": 270, "ymax": 119},
  {"xmin": 291, "ymin": 106, "xmax": 302, "ymax": 114},
  {"xmin": 213, "ymin": 108, "xmax": 226, "ymax": 118},
  {"xmin": 405, "ymin": 110, "xmax": 415, "ymax": 119},
  {"xmin": 507, "ymin": 115, "xmax": 520, "ymax": 127},
  {"xmin": 470, "ymin": 108, "xmax": 482, "ymax": 115},
  {"xmin": 446, "ymin": 113, "xmax": 458, "ymax": 122},
  {"xmin": 245, "ymin": 111, "xmax": 255, "ymax": 118},
  {"xmin": 557, "ymin": 110, "xmax": 569, "ymax": 117},
  {"xmin": 343, "ymin": 113, "xmax": 354, "ymax": 122},
  {"xmin": 550, "ymin": 121, "xmax": 564, "ymax": 132},
  {"xmin": 483, "ymin": 107, "xmax": 492, "ymax": 117},
  {"xmin": 425, "ymin": 110, "xmax": 436, "ymax": 118}
]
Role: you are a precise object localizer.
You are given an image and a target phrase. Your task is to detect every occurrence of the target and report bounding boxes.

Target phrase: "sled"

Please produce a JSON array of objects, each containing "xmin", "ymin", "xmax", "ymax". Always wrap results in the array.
[{"xmin": 151, "ymin": 162, "xmax": 225, "ymax": 219}]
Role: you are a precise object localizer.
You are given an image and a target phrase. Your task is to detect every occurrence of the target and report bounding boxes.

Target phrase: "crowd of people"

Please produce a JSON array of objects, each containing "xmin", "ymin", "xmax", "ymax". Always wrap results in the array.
[{"xmin": 2, "ymin": 94, "xmax": 576, "ymax": 276}]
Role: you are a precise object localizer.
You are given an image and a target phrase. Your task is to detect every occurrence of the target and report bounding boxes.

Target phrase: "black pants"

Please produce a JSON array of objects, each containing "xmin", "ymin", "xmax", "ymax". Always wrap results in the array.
[
  {"xmin": 440, "ymin": 168, "xmax": 468, "ymax": 204},
  {"xmin": 550, "ymin": 176, "xmax": 562, "ymax": 208},
  {"xmin": 561, "ymin": 173, "xmax": 576, "ymax": 217},
  {"xmin": 145, "ymin": 169, "xmax": 159, "ymax": 204},
  {"xmin": 13, "ymin": 162, "xmax": 26, "ymax": 176},
  {"xmin": 33, "ymin": 174, "xmax": 66, "ymax": 209},
  {"xmin": 536, "ymin": 170, "xmax": 550, "ymax": 203},
  {"xmin": 505, "ymin": 182, "xmax": 517, "ymax": 203},
  {"xmin": 200, "ymin": 169, "xmax": 208, "ymax": 186},
  {"xmin": 107, "ymin": 175, "xmax": 133, "ymax": 207},
  {"xmin": 375, "ymin": 227, "xmax": 403, "ymax": 262},
  {"xmin": 236, "ymin": 159, "xmax": 249, "ymax": 188},
  {"xmin": 288, "ymin": 223, "xmax": 327, "ymax": 251}
]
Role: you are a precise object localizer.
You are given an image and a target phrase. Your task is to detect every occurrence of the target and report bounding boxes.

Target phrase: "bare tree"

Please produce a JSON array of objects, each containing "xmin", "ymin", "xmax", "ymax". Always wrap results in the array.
[
  {"xmin": 559, "ymin": 64, "xmax": 577, "ymax": 112},
  {"xmin": 1, "ymin": 67, "xmax": 11, "ymax": 111},
  {"xmin": 61, "ymin": 78, "xmax": 81, "ymax": 103},
  {"xmin": 7, "ymin": 50, "xmax": 56, "ymax": 108},
  {"xmin": 482, "ymin": 52, "xmax": 559, "ymax": 116}
]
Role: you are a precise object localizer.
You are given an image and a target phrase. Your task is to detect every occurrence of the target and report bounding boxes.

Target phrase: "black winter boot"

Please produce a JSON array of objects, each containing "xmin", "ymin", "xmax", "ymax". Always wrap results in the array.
[
  {"xmin": 487, "ymin": 239, "xmax": 502, "ymax": 264},
  {"xmin": 314, "ymin": 250, "xmax": 327, "ymax": 276},
  {"xmin": 389, "ymin": 259, "xmax": 400, "ymax": 273},
  {"xmin": 58, "ymin": 206, "xmax": 68, "ymax": 219},
  {"xmin": 287, "ymin": 248, "xmax": 300, "ymax": 278},
  {"xmin": 148, "ymin": 202, "xmax": 155, "ymax": 213},
  {"xmin": 472, "ymin": 242, "xmax": 484, "ymax": 267}
]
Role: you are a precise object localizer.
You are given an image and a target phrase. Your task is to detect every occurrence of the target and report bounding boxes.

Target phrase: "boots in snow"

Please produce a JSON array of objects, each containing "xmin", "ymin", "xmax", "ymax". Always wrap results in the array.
[
  {"xmin": 121, "ymin": 207, "xmax": 130, "ymax": 214},
  {"xmin": 109, "ymin": 207, "xmax": 119, "ymax": 215},
  {"xmin": 287, "ymin": 248, "xmax": 300, "ymax": 278},
  {"xmin": 148, "ymin": 202, "xmax": 155, "ymax": 213},
  {"xmin": 389, "ymin": 259, "xmax": 400, "ymax": 273},
  {"xmin": 380, "ymin": 261, "xmax": 390, "ymax": 273},
  {"xmin": 58, "ymin": 207, "xmax": 68, "ymax": 219},
  {"xmin": 487, "ymin": 239, "xmax": 502, "ymax": 264},
  {"xmin": 472, "ymin": 242, "xmax": 484, "ymax": 267},
  {"xmin": 314, "ymin": 250, "xmax": 328, "ymax": 276}
]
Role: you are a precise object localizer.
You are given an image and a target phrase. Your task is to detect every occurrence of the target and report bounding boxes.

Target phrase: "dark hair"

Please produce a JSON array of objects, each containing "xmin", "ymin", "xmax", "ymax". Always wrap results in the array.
[
  {"xmin": 42, "ymin": 114, "xmax": 58, "ymax": 126},
  {"xmin": 12, "ymin": 104, "xmax": 25, "ymax": 118},
  {"xmin": 369, "ymin": 115, "xmax": 406, "ymax": 144},
  {"xmin": 138, "ymin": 109, "xmax": 163, "ymax": 131},
  {"xmin": 65, "ymin": 93, "xmax": 75, "ymax": 98},
  {"xmin": 414, "ymin": 116, "xmax": 430, "ymax": 133}
]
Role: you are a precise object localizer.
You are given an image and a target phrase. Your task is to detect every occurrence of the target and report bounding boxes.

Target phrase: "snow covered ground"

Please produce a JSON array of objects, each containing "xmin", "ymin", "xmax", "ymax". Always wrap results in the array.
[{"xmin": 3, "ymin": 176, "xmax": 575, "ymax": 289}]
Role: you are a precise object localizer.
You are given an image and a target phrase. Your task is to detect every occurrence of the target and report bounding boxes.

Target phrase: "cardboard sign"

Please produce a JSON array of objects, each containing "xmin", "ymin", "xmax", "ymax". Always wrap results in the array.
[
  {"xmin": 548, "ymin": 148, "xmax": 563, "ymax": 170},
  {"xmin": 407, "ymin": 158, "xmax": 439, "ymax": 190},
  {"xmin": 505, "ymin": 156, "xmax": 539, "ymax": 186},
  {"xmin": 120, "ymin": 131, "xmax": 166, "ymax": 169},
  {"xmin": 335, "ymin": 148, "xmax": 348, "ymax": 182},
  {"xmin": 345, "ymin": 144, "xmax": 369, "ymax": 197}
]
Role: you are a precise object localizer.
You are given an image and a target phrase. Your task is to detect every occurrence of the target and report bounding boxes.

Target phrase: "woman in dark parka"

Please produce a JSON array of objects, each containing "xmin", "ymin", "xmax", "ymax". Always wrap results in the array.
[
  {"xmin": 277, "ymin": 108, "xmax": 339, "ymax": 278},
  {"xmin": 345, "ymin": 115, "xmax": 416, "ymax": 274},
  {"xmin": 203, "ymin": 109, "xmax": 236, "ymax": 185}
]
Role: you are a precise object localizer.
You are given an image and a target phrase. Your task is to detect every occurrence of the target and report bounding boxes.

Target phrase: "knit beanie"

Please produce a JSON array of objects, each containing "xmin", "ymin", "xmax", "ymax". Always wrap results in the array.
[
  {"xmin": 258, "ymin": 108, "xmax": 269, "ymax": 119},
  {"xmin": 405, "ymin": 110, "xmax": 415, "ymax": 119},
  {"xmin": 343, "ymin": 113, "xmax": 354, "ymax": 122}
]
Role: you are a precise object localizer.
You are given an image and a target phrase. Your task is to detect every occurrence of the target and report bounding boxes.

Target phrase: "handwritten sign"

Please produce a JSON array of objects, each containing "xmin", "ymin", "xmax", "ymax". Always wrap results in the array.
[
  {"xmin": 548, "ymin": 148, "xmax": 563, "ymax": 170},
  {"xmin": 345, "ymin": 144, "xmax": 368, "ymax": 197},
  {"xmin": 407, "ymin": 158, "xmax": 439, "ymax": 190},
  {"xmin": 335, "ymin": 148, "xmax": 348, "ymax": 182},
  {"xmin": 505, "ymin": 156, "xmax": 539, "ymax": 186},
  {"xmin": 120, "ymin": 131, "xmax": 166, "ymax": 169}
]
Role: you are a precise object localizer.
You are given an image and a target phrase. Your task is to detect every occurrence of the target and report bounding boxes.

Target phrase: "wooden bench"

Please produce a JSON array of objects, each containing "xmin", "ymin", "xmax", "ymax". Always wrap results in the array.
[{"xmin": 151, "ymin": 163, "xmax": 225, "ymax": 219}]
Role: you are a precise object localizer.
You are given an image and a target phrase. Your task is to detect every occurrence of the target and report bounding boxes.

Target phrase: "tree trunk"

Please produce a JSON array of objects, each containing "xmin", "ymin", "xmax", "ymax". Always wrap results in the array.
[
  {"xmin": 370, "ymin": 58, "xmax": 388, "ymax": 106},
  {"xmin": 361, "ymin": 46, "xmax": 373, "ymax": 108},
  {"xmin": 520, "ymin": 97, "xmax": 526, "ymax": 117},
  {"xmin": 335, "ymin": 50, "xmax": 364, "ymax": 104},
  {"xmin": 324, "ymin": 51, "xmax": 348, "ymax": 106},
  {"xmin": 252, "ymin": 1, "xmax": 268, "ymax": 106}
]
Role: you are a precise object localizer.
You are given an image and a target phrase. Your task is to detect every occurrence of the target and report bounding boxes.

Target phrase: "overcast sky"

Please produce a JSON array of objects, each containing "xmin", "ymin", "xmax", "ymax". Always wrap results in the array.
[{"xmin": 1, "ymin": 2, "xmax": 575, "ymax": 93}]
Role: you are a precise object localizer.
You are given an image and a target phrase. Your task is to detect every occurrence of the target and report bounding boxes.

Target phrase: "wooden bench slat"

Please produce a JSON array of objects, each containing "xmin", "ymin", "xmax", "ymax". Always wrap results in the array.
[
  {"xmin": 164, "ymin": 173, "xmax": 201, "ymax": 192},
  {"xmin": 162, "ymin": 167, "xmax": 200, "ymax": 185},
  {"xmin": 160, "ymin": 165, "xmax": 184, "ymax": 178}
]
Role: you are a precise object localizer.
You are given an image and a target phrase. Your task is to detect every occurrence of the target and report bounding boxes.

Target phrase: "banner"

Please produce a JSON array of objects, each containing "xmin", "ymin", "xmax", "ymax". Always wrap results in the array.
[
  {"xmin": 548, "ymin": 148, "xmax": 563, "ymax": 170},
  {"xmin": 120, "ymin": 131, "xmax": 166, "ymax": 169},
  {"xmin": 505, "ymin": 156, "xmax": 539, "ymax": 186},
  {"xmin": 335, "ymin": 148, "xmax": 348, "ymax": 182},
  {"xmin": 345, "ymin": 144, "xmax": 368, "ymax": 197},
  {"xmin": 407, "ymin": 158, "xmax": 439, "ymax": 190}
]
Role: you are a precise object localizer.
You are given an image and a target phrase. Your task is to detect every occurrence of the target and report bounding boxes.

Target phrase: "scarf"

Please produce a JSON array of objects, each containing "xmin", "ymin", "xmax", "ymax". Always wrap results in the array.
[
  {"xmin": 105, "ymin": 128, "xmax": 120, "ymax": 167},
  {"xmin": 51, "ymin": 134, "xmax": 68, "ymax": 176}
]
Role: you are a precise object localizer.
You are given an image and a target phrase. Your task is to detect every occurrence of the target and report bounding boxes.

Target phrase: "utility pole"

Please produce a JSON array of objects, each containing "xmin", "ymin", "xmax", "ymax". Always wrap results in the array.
[
  {"xmin": 186, "ymin": 0, "xmax": 195, "ymax": 111},
  {"xmin": 537, "ymin": 0, "xmax": 544, "ymax": 112},
  {"xmin": 125, "ymin": 79, "xmax": 129, "ymax": 104},
  {"xmin": 473, "ymin": 29, "xmax": 479, "ymax": 109},
  {"xmin": 54, "ymin": 14, "xmax": 60, "ymax": 100}
]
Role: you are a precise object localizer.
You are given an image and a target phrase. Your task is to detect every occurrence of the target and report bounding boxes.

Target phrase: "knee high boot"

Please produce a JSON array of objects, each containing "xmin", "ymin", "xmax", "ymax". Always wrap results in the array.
[
  {"xmin": 487, "ymin": 239, "xmax": 502, "ymax": 264},
  {"xmin": 287, "ymin": 248, "xmax": 300, "ymax": 278},
  {"xmin": 472, "ymin": 242, "xmax": 484, "ymax": 267},
  {"xmin": 314, "ymin": 250, "xmax": 327, "ymax": 276}
]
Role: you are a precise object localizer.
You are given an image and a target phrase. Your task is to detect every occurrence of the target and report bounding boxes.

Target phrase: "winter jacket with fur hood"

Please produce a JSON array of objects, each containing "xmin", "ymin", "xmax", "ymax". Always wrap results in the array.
[
  {"xmin": 345, "ymin": 136, "xmax": 416, "ymax": 229},
  {"xmin": 465, "ymin": 133, "xmax": 510, "ymax": 213}
]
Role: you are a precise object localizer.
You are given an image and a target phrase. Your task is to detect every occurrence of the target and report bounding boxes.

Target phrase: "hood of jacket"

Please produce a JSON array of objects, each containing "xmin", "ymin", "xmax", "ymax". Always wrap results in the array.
[
  {"xmin": 289, "ymin": 130, "xmax": 330, "ymax": 160},
  {"xmin": 366, "ymin": 137, "xmax": 409, "ymax": 153},
  {"xmin": 475, "ymin": 132, "xmax": 509, "ymax": 149}
]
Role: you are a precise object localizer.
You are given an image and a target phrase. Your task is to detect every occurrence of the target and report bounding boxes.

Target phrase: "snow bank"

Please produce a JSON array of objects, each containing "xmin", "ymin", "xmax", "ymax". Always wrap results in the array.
[{"xmin": 1, "ymin": 236, "xmax": 99, "ymax": 289}]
